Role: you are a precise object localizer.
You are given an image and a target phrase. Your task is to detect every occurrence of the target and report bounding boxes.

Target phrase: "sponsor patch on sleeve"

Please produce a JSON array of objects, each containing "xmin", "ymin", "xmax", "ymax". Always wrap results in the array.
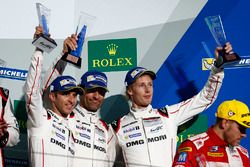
[
  {"xmin": 177, "ymin": 152, "xmax": 188, "ymax": 162},
  {"xmin": 178, "ymin": 147, "xmax": 192, "ymax": 153}
]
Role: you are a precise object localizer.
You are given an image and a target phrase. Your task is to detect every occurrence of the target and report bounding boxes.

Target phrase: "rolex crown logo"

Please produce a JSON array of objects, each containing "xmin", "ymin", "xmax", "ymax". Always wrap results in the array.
[{"xmin": 107, "ymin": 43, "xmax": 118, "ymax": 56}]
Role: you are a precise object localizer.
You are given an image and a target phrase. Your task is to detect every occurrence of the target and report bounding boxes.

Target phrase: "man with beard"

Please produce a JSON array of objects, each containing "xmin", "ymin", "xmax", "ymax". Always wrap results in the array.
[
  {"xmin": 34, "ymin": 26, "xmax": 116, "ymax": 167},
  {"xmin": 173, "ymin": 99, "xmax": 250, "ymax": 166}
]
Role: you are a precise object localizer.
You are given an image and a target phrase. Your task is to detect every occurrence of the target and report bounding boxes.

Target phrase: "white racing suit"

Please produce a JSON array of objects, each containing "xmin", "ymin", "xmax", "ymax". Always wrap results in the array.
[
  {"xmin": 24, "ymin": 51, "xmax": 75, "ymax": 167},
  {"xmin": 42, "ymin": 52, "xmax": 116, "ymax": 167},
  {"xmin": 111, "ymin": 66, "xmax": 224, "ymax": 167},
  {"xmin": 0, "ymin": 87, "xmax": 20, "ymax": 167},
  {"xmin": 73, "ymin": 105, "xmax": 116, "ymax": 167}
]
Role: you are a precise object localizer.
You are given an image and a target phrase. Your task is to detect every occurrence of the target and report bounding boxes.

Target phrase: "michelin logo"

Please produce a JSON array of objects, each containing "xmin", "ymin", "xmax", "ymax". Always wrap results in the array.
[
  {"xmin": 238, "ymin": 58, "xmax": 250, "ymax": 65},
  {"xmin": 0, "ymin": 67, "xmax": 27, "ymax": 81}
]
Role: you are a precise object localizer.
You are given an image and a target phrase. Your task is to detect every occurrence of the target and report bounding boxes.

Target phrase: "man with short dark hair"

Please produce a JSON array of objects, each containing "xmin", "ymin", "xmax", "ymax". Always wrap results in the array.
[
  {"xmin": 173, "ymin": 99, "xmax": 250, "ymax": 166},
  {"xmin": 72, "ymin": 70, "xmax": 116, "ymax": 167},
  {"xmin": 40, "ymin": 31, "xmax": 116, "ymax": 167},
  {"xmin": 24, "ymin": 43, "xmax": 83, "ymax": 166}
]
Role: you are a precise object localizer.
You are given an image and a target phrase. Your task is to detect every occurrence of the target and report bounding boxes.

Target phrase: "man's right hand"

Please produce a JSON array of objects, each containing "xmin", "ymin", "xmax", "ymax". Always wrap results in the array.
[
  {"xmin": 214, "ymin": 42, "xmax": 233, "ymax": 68},
  {"xmin": 214, "ymin": 42, "xmax": 233, "ymax": 60},
  {"xmin": 62, "ymin": 34, "xmax": 78, "ymax": 55},
  {"xmin": 33, "ymin": 26, "xmax": 43, "ymax": 40}
]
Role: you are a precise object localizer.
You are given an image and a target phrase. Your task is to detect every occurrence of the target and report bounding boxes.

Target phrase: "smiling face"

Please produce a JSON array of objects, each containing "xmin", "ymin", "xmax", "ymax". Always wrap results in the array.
[
  {"xmin": 127, "ymin": 74, "xmax": 153, "ymax": 109},
  {"xmin": 79, "ymin": 87, "xmax": 106, "ymax": 112},
  {"xmin": 223, "ymin": 120, "xmax": 247, "ymax": 146},
  {"xmin": 49, "ymin": 91, "xmax": 78, "ymax": 117}
]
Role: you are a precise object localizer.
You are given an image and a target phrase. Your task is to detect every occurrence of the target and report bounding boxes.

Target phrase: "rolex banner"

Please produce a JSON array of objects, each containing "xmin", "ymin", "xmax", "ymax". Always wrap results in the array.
[{"xmin": 88, "ymin": 38, "xmax": 137, "ymax": 72}]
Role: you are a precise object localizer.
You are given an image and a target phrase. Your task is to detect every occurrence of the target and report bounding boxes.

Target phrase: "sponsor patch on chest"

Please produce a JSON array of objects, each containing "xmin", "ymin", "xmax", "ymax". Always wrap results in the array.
[
  {"xmin": 123, "ymin": 126, "xmax": 140, "ymax": 134},
  {"xmin": 207, "ymin": 152, "xmax": 224, "ymax": 157},
  {"xmin": 143, "ymin": 117, "xmax": 162, "ymax": 127},
  {"xmin": 76, "ymin": 125, "xmax": 91, "ymax": 133},
  {"xmin": 95, "ymin": 125, "xmax": 105, "ymax": 138}
]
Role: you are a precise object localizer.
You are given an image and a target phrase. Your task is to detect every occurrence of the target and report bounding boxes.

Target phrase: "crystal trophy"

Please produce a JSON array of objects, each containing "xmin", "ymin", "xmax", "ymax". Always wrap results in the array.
[
  {"xmin": 32, "ymin": 3, "xmax": 57, "ymax": 53},
  {"xmin": 61, "ymin": 12, "xmax": 96, "ymax": 68},
  {"xmin": 205, "ymin": 15, "xmax": 240, "ymax": 68}
]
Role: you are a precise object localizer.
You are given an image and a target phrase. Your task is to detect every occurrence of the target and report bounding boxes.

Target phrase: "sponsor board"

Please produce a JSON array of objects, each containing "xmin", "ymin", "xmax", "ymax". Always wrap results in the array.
[
  {"xmin": 88, "ymin": 38, "xmax": 137, "ymax": 72},
  {"xmin": 0, "ymin": 67, "xmax": 27, "ymax": 81},
  {"xmin": 202, "ymin": 56, "xmax": 250, "ymax": 70}
]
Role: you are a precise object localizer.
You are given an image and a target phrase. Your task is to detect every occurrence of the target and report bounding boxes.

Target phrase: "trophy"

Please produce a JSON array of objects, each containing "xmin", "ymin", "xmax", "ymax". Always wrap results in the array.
[
  {"xmin": 32, "ymin": 3, "xmax": 57, "ymax": 53},
  {"xmin": 61, "ymin": 12, "xmax": 95, "ymax": 68},
  {"xmin": 205, "ymin": 15, "xmax": 240, "ymax": 68}
]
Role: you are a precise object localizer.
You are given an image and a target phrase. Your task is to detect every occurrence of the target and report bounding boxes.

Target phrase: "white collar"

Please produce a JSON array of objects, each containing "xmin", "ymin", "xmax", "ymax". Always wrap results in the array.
[
  {"xmin": 75, "ymin": 104, "xmax": 100, "ymax": 123},
  {"xmin": 47, "ymin": 109, "xmax": 72, "ymax": 128},
  {"xmin": 130, "ymin": 104, "xmax": 157, "ymax": 119}
]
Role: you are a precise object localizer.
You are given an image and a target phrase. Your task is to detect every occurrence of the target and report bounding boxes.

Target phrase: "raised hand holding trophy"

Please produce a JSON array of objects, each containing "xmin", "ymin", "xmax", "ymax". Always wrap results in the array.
[
  {"xmin": 61, "ymin": 12, "xmax": 95, "ymax": 68},
  {"xmin": 61, "ymin": 25, "xmax": 87, "ymax": 68},
  {"xmin": 205, "ymin": 15, "xmax": 240, "ymax": 68},
  {"xmin": 32, "ymin": 3, "xmax": 57, "ymax": 53}
]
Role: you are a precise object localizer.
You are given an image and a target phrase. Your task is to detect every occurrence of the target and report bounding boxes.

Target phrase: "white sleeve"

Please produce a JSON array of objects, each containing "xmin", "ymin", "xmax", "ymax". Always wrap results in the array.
[
  {"xmin": 24, "ymin": 51, "xmax": 47, "ymax": 127},
  {"xmin": 166, "ymin": 66, "xmax": 224, "ymax": 126}
]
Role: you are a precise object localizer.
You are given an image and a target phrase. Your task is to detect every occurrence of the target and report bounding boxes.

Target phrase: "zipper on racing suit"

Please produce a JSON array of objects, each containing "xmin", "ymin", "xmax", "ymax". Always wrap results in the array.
[
  {"xmin": 91, "ymin": 117, "xmax": 95, "ymax": 167},
  {"xmin": 141, "ymin": 118, "xmax": 152, "ymax": 167}
]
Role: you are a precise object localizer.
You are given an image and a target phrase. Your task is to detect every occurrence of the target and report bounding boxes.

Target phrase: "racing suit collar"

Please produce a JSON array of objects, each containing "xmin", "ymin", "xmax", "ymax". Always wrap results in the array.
[
  {"xmin": 208, "ymin": 127, "xmax": 228, "ymax": 147},
  {"xmin": 130, "ymin": 104, "xmax": 157, "ymax": 119},
  {"xmin": 76, "ymin": 104, "xmax": 100, "ymax": 123},
  {"xmin": 47, "ymin": 109, "xmax": 71, "ymax": 125}
]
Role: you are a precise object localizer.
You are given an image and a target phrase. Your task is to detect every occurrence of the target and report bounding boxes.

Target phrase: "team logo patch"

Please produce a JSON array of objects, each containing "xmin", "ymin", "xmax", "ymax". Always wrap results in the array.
[
  {"xmin": 209, "ymin": 146, "xmax": 219, "ymax": 152},
  {"xmin": 202, "ymin": 58, "xmax": 214, "ymax": 70},
  {"xmin": 177, "ymin": 152, "xmax": 188, "ymax": 162},
  {"xmin": 178, "ymin": 147, "xmax": 192, "ymax": 153},
  {"xmin": 228, "ymin": 111, "xmax": 235, "ymax": 117}
]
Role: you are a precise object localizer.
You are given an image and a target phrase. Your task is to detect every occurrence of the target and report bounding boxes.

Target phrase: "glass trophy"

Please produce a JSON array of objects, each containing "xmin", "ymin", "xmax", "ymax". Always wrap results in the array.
[
  {"xmin": 205, "ymin": 15, "xmax": 240, "ymax": 68},
  {"xmin": 61, "ymin": 12, "xmax": 96, "ymax": 68},
  {"xmin": 32, "ymin": 3, "xmax": 57, "ymax": 53}
]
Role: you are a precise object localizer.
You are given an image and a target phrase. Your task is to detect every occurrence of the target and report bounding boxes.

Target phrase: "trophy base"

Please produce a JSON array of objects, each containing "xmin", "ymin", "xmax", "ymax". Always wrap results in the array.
[
  {"xmin": 219, "ymin": 52, "xmax": 241, "ymax": 68},
  {"xmin": 61, "ymin": 53, "xmax": 82, "ymax": 68},
  {"xmin": 32, "ymin": 34, "xmax": 57, "ymax": 53}
]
